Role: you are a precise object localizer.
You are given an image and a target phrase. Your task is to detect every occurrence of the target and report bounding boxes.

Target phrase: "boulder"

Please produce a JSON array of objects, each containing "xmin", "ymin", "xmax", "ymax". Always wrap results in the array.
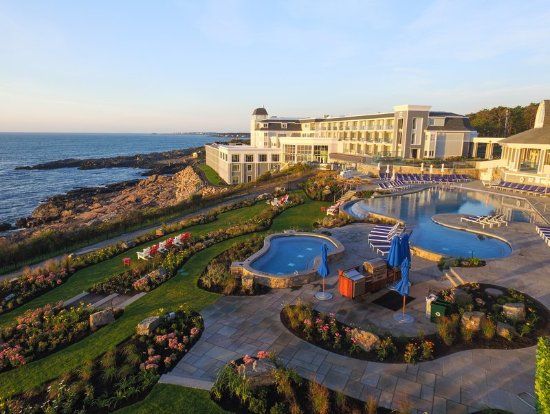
[
  {"xmin": 241, "ymin": 275, "xmax": 254, "ymax": 291},
  {"xmin": 502, "ymin": 303, "xmax": 526, "ymax": 322},
  {"xmin": 485, "ymin": 287, "xmax": 504, "ymax": 298},
  {"xmin": 497, "ymin": 322, "xmax": 517, "ymax": 340},
  {"xmin": 89, "ymin": 309, "xmax": 115, "ymax": 330},
  {"xmin": 461, "ymin": 311, "xmax": 486, "ymax": 332},
  {"xmin": 136, "ymin": 316, "xmax": 161, "ymax": 336},
  {"xmin": 351, "ymin": 328, "xmax": 380, "ymax": 352},
  {"xmin": 238, "ymin": 358, "xmax": 277, "ymax": 388}
]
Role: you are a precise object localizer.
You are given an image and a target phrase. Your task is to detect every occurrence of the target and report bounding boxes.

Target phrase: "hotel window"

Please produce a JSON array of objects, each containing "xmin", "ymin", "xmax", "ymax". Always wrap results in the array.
[
  {"xmin": 284, "ymin": 145, "xmax": 296, "ymax": 162},
  {"xmin": 282, "ymin": 123, "xmax": 287, "ymax": 129},
  {"xmin": 247, "ymin": 164, "xmax": 252, "ymax": 171},
  {"xmin": 262, "ymin": 123, "xmax": 268, "ymax": 128},
  {"xmin": 411, "ymin": 133, "xmax": 419, "ymax": 145},
  {"xmin": 245, "ymin": 154, "xmax": 254, "ymax": 162},
  {"xmin": 398, "ymin": 118, "xmax": 404, "ymax": 129},
  {"xmin": 232, "ymin": 177, "xmax": 239, "ymax": 184},
  {"xmin": 232, "ymin": 154, "xmax": 240, "ymax": 162},
  {"xmin": 271, "ymin": 154, "xmax": 280, "ymax": 162},
  {"xmin": 313, "ymin": 145, "xmax": 328, "ymax": 163},
  {"xmin": 412, "ymin": 118, "xmax": 417, "ymax": 130},
  {"xmin": 231, "ymin": 164, "xmax": 240, "ymax": 172},
  {"xmin": 259, "ymin": 154, "xmax": 267, "ymax": 162},
  {"xmin": 296, "ymin": 145, "xmax": 311, "ymax": 162}
]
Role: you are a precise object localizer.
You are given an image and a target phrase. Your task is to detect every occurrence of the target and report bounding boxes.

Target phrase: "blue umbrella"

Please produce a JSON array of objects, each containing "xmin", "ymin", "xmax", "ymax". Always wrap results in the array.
[
  {"xmin": 400, "ymin": 233, "xmax": 411, "ymax": 263},
  {"xmin": 386, "ymin": 235, "xmax": 402, "ymax": 268},
  {"xmin": 317, "ymin": 243, "xmax": 329, "ymax": 278},
  {"xmin": 393, "ymin": 257, "xmax": 411, "ymax": 317},
  {"xmin": 315, "ymin": 244, "xmax": 332, "ymax": 300}
]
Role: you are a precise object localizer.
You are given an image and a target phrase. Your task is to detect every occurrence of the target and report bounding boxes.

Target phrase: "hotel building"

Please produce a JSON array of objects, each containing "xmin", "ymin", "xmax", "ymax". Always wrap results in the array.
[{"xmin": 206, "ymin": 105, "xmax": 477, "ymax": 184}]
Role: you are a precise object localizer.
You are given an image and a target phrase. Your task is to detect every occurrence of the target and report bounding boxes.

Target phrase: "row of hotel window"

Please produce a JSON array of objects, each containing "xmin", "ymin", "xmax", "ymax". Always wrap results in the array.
[
  {"xmin": 258, "ymin": 117, "xmax": 427, "ymax": 131},
  {"xmin": 219, "ymin": 152, "xmax": 280, "ymax": 163}
]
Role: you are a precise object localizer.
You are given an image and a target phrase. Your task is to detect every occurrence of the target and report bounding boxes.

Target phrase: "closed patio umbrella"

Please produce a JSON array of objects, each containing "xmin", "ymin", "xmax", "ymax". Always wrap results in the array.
[
  {"xmin": 386, "ymin": 235, "xmax": 402, "ymax": 268},
  {"xmin": 393, "ymin": 257, "xmax": 413, "ymax": 323},
  {"xmin": 315, "ymin": 243, "xmax": 332, "ymax": 301},
  {"xmin": 400, "ymin": 233, "xmax": 411, "ymax": 263}
]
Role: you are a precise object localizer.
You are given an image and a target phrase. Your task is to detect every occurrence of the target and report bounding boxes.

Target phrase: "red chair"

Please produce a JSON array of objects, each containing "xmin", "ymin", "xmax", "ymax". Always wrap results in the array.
[
  {"xmin": 165, "ymin": 238, "xmax": 173, "ymax": 247},
  {"xmin": 123, "ymin": 257, "xmax": 131, "ymax": 267},
  {"xmin": 150, "ymin": 245, "xmax": 159, "ymax": 255}
]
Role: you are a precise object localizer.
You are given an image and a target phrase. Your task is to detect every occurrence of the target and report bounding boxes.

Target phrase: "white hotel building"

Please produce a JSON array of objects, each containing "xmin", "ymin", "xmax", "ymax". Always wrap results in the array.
[{"xmin": 205, "ymin": 105, "xmax": 477, "ymax": 184}]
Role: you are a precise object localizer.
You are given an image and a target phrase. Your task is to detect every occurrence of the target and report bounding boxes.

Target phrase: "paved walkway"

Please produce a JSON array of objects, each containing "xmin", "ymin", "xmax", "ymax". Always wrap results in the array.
[{"xmin": 166, "ymin": 220, "xmax": 547, "ymax": 413}]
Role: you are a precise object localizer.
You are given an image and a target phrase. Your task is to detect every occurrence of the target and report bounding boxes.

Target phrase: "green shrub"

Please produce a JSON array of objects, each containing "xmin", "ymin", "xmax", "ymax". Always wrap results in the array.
[
  {"xmin": 308, "ymin": 380, "xmax": 330, "ymax": 414},
  {"xmin": 437, "ymin": 314, "xmax": 459, "ymax": 346},
  {"xmin": 403, "ymin": 342, "xmax": 420, "ymax": 364},
  {"xmin": 536, "ymin": 336, "xmax": 550, "ymax": 414},
  {"xmin": 376, "ymin": 337, "xmax": 397, "ymax": 361},
  {"xmin": 480, "ymin": 317, "xmax": 496, "ymax": 340}
]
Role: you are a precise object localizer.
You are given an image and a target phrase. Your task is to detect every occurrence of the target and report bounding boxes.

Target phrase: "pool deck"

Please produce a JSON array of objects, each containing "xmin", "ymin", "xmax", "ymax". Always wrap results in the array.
[{"xmin": 166, "ymin": 219, "xmax": 548, "ymax": 413}]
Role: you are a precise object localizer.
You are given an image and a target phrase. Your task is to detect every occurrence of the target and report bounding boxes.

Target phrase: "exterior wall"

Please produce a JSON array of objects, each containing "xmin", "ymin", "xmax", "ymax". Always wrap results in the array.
[{"xmin": 434, "ymin": 132, "xmax": 466, "ymax": 158}]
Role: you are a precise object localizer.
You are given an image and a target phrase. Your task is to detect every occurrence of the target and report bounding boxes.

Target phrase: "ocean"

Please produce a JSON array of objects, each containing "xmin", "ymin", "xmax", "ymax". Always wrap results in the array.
[{"xmin": 0, "ymin": 132, "xmax": 225, "ymax": 226}]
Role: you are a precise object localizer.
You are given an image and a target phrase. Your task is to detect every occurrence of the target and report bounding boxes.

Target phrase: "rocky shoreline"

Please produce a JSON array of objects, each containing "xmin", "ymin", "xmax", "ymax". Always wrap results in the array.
[{"xmin": 16, "ymin": 148, "xmax": 199, "ymax": 176}]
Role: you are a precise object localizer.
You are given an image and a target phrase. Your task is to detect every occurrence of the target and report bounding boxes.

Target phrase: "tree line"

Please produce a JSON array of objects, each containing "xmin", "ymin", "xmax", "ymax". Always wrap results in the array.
[{"xmin": 467, "ymin": 102, "xmax": 539, "ymax": 137}]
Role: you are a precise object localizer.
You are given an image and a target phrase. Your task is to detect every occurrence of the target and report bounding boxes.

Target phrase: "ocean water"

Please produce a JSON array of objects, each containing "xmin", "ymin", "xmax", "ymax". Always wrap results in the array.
[{"xmin": 0, "ymin": 133, "xmax": 224, "ymax": 225}]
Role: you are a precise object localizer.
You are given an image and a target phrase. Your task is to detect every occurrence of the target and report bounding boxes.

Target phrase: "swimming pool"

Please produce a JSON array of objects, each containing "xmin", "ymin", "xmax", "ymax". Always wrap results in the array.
[
  {"xmin": 346, "ymin": 188, "xmax": 538, "ymax": 259},
  {"xmin": 249, "ymin": 234, "xmax": 337, "ymax": 275}
]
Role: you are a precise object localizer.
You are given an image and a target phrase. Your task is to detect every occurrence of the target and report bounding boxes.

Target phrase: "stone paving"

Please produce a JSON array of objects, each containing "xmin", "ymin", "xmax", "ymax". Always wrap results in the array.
[{"xmin": 164, "ymin": 219, "xmax": 548, "ymax": 413}]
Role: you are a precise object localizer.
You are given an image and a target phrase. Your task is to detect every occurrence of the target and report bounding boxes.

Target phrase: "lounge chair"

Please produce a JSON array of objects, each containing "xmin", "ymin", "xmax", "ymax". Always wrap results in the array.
[
  {"xmin": 158, "ymin": 241, "xmax": 168, "ymax": 253},
  {"xmin": 137, "ymin": 247, "xmax": 152, "ymax": 260}
]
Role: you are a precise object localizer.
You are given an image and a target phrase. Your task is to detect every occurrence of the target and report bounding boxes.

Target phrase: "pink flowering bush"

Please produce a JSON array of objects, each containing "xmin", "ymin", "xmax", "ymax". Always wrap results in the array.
[
  {"xmin": 0, "ymin": 301, "xmax": 95, "ymax": 372},
  {"xmin": 0, "ymin": 306, "xmax": 204, "ymax": 413}
]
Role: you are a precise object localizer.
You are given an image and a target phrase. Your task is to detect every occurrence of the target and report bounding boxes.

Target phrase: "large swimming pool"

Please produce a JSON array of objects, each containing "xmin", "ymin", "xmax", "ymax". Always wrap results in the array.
[
  {"xmin": 347, "ymin": 188, "xmax": 538, "ymax": 259},
  {"xmin": 250, "ymin": 235, "xmax": 337, "ymax": 275}
]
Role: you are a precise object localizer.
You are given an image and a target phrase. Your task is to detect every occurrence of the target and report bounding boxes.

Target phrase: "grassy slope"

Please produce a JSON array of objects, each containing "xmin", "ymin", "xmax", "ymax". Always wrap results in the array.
[
  {"xmin": 115, "ymin": 384, "xmax": 229, "ymax": 414},
  {"xmin": 0, "ymin": 194, "xmax": 328, "ymax": 399},
  {"xmin": 0, "ymin": 203, "xmax": 268, "ymax": 328},
  {"xmin": 197, "ymin": 163, "xmax": 225, "ymax": 186}
]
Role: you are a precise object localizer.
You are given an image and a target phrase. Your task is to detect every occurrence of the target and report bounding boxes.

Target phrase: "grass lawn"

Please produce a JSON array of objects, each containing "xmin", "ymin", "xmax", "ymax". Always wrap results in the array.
[
  {"xmin": 0, "ymin": 193, "xmax": 328, "ymax": 400},
  {"xmin": 197, "ymin": 163, "xmax": 225, "ymax": 186},
  {"xmin": 0, "ymin": 203, "xmax": 269, "ymax": 328},
  {"xmin": 115, "ymin": 384, "xmax": 228, "ymax": 414}
]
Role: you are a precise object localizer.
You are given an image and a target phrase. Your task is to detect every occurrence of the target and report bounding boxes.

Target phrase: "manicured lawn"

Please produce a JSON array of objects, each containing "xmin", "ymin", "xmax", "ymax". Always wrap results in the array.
[
  {"xmin": 197, "ymin": 163, "xmax": 225, "ymax": 186},
  {"xmin": 115, "ymin": 384, "xmax": 228, "ymax": 414},
  {"xmin": 0, "ymin": 193, "xmax": 327, "ymax": 399},
  {"xmin": 0, "ymin": 203, "xmax": 269, "ymax": 328}
]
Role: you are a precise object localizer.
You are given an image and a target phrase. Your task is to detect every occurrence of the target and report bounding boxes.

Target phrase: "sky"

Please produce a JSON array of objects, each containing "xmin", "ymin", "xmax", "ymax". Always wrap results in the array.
[{"xmin": 1, "ymin": 0, "xmax": 550, "ymax": 133}]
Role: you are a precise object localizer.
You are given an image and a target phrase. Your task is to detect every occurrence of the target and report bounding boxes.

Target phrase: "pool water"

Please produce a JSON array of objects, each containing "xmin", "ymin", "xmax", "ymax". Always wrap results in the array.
[
  {"xmin": 250, "ymin": 235, "xmax": 336, "ymax": 275},
  {"xmin": 348, "ymin": 188, "xmax": 537, "ymax": 259}
]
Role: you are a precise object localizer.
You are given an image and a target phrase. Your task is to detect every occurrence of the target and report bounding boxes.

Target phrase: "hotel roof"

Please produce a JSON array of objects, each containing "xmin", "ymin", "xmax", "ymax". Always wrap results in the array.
[
  {"xmin": 500, "ymin": 100, "xmax": 550, "ymax": 146},
  {"xmin": 426, "ymin": 117, "xmax": 476, "ymax": 132}
]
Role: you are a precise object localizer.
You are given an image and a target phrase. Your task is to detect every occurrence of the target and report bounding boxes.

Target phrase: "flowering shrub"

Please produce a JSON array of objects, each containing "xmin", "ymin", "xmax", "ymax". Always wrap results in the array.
[
  {"xmin": 0, "ymin": 198, "xmax": 260, "ymax": 316},
  {"xmin": 91, "ymin": 196, "xmax": 304, "ymax": 295},
  {"xmin": 0, "ymin": 306, "xmax": 203, "ymax": 413},
  {"xmin": 0, "ymin": 302, "xmax": 96, "ymax": 373},
  {"xmin": 198, "ymin": 235, "xmax": 266, "ymax": 295}
]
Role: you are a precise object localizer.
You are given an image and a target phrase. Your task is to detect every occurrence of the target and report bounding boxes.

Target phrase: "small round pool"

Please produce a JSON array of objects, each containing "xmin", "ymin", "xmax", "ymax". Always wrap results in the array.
[{"xmin": 250, "ymin": 235, "xmax": 337, "ymax": 275}]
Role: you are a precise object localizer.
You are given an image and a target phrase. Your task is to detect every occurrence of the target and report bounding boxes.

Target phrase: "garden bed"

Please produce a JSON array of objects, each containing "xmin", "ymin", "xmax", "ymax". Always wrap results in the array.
[
  {"xmin": 0, "ymin": 302, "xmax": 122, "ymax": 373},
  {"xmin": 0, "ymin": 307, "xmax": 203, "ymax": 413},
  {"xmin": 90, "ymin": 195, "xmax": 304, "ymax": 296},
  {"xmin": 281, "ymin": 285, "xmax": 548, "ymax": 364},
  {"xmin": 198, "ymin": 235, "xmax": 270, "ymax": 295},
  {"xmin": 211, "ymin": 352, "xmax": 393, "ymax": 414}
]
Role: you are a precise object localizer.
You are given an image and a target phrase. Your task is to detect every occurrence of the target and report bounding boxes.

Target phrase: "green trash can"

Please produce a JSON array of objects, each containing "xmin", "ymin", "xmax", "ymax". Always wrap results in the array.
[{"xmin": 430, "ymin": 300, "xmax": 451, "ymax": 322}]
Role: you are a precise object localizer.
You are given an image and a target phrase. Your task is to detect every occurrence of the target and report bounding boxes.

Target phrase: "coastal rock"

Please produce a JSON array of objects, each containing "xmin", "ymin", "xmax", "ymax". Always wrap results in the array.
[
  {"xmin": 461, "ymin": 311, "xmax": 486, "ymax": 332},
  {"xmin": 497, "ymin": 322, "xmax": 517, "ymax": 340},
  {"xmin": 237, "ymin": 359, "xmax": 277, "ymax": 388},
  {"xmin": 89, "ymin": 309, "xmax": 115, "ymax": 330},
  {"xmin": 485, "ymin": 287, "xmax": 504, "ymax": 297},
  {"xmin": 136, "ymin": 316, "xmax": 161, "ymax": 336},
  {"xmin": 503, "ymin": 303, "xmax": 526, "ymax": 322},
  {"xmin": 351, "ymin": 328, "xmax": 380, "ymax": 352},
  {"xmin": 0, "ymin": 222, "xmax": 14, "ymax": 232}
]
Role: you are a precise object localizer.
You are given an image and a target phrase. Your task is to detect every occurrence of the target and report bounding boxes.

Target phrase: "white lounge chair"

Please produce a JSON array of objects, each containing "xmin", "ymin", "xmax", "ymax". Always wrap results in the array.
[
  {"xmin": 137, "ymin": 247, "xmax": 152, "ymax": 260},
  {"xmin": 173, "ymin": 234, "xmax": 183, "ymax": 246},
  {"xmin": 158, "ymin": 240, "xmax": 168, "ymax": 253}
]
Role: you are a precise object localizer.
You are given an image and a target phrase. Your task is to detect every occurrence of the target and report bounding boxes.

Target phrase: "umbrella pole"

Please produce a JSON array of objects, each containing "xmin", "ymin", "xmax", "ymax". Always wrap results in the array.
[{"xmin": 402, "ymin": 295, "xmax": 406, "ymax": 317}]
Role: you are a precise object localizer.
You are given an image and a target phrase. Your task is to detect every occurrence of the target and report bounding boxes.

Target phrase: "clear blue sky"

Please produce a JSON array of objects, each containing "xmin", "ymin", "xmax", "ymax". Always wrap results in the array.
[{"xmin": 1, "ymin": 0, "xmax": 549, "ymax": 132}]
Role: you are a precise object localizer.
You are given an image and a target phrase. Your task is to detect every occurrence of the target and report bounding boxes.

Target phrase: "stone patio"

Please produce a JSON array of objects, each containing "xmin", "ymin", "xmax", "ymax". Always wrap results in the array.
[{"xmin": 163, "ymin": 217, "xmax": 548, "ymax": 413}]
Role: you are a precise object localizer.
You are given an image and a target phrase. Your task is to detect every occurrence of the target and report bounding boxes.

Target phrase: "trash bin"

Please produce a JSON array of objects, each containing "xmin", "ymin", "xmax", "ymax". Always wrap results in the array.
[
  {"xmin": 425, "ymin": 294, "xmax": 437, "ymax": 319},
  {"xmin": 430, "ymin": 300, "xmax": 451, "ymax": 322}
]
